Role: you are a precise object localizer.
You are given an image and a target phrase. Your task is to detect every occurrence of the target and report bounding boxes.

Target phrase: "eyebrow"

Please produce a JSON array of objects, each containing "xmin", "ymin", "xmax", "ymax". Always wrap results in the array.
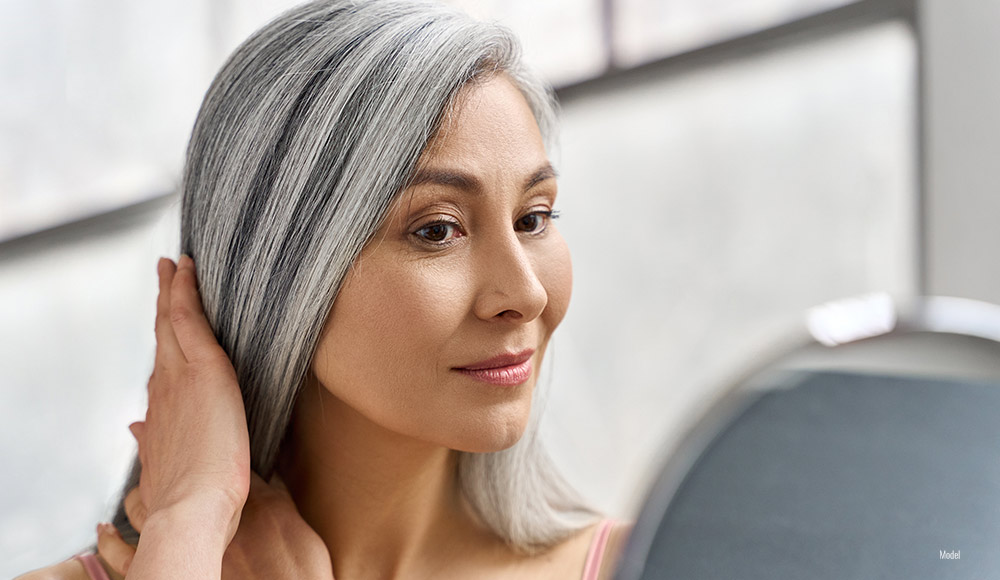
[{"xmin": 407, "ymin": 162, "xmax": 558, "ymax": 193}]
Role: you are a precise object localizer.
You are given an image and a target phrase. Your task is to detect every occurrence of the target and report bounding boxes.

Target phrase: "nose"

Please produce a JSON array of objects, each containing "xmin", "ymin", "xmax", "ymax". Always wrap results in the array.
[{"xmin": 472, "ymin": 232, "xmax": 547, "ymax": 323}]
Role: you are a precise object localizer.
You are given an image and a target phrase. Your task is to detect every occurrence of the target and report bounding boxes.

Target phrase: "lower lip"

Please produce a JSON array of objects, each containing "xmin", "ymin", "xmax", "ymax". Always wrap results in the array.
[{"xmin": 454, "ymin": 360, "xmax": 533, "ymax": 386}]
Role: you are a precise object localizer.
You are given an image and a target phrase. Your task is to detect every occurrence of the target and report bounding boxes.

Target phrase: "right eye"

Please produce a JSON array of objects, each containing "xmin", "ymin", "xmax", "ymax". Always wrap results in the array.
[{"xmin": 413, "ymin": 220, "xmax": 462, "ymax": 245}]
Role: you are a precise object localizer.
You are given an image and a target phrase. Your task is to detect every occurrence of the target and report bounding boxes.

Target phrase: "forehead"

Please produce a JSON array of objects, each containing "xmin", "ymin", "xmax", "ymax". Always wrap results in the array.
[{"xmin": 416, "ymin": 74, "xmax": 548, "ymax": 172}]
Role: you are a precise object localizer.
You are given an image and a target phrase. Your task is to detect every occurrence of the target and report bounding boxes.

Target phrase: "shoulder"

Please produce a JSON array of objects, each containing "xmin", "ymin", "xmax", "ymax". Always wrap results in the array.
[
  {"xmin": 557, "ymin": 518, "xmax": 635, "ymax": 580},
  {"xmin": 595, "ymin": 520, "xmax": 634, "ymax": 580},
  {"xmin": 607, "ymin": 520, "xmax": 634, "ymax": 553},
  {"xmin": 14, "ymin": 558, "xmax": 92, "ymax": 580},
  {"xmin": 487, "ymin": 519, "xmax": 636, "ymax": 580}
]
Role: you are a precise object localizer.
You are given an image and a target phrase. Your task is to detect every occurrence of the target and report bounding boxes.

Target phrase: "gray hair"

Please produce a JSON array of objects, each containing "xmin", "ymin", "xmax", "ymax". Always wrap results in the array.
[{"xmin": 114, "ymin": 0, "xmax": 599, "ymax": 554}]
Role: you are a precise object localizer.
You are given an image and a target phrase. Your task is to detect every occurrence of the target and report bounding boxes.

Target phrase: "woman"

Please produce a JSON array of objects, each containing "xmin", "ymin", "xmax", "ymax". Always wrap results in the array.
[{"xmin": 20, "ymin": 0, "xmax": 631, "ymax": 578}]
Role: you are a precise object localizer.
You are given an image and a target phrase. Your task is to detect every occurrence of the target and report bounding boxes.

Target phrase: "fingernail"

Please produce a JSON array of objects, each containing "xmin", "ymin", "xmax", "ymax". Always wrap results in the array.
[{"xmin": 178, "ymin": 254, "xmax": 192, "ymax": 268}]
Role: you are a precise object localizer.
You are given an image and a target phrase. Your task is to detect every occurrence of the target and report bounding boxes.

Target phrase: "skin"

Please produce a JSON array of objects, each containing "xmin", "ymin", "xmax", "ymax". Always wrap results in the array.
[{"xmin": 18, "ymin": 74, "xmax": 632, "ymax": 580}]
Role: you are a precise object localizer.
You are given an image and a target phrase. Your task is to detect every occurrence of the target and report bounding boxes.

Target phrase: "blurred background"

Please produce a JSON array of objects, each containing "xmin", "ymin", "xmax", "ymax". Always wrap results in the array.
[{"xmin": 3, "ymin": 0, "xmax": 999, "ymax": 575}]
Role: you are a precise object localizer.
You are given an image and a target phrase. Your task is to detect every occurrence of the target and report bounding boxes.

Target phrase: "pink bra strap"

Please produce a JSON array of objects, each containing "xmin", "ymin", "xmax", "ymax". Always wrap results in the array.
[
  {"xmin": 581, "ymin": 519, "xmax": 617, "ymax": 580},
  {"xmin": 74, "ymin": 553, "xmax": 112, "ymax": 580}
]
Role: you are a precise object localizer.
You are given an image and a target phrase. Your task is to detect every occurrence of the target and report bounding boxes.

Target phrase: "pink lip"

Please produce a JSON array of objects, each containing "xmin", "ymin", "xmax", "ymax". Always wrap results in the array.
[{"xmin": 454, "ymin": 349, "xmax": 535, "ymax": 386}]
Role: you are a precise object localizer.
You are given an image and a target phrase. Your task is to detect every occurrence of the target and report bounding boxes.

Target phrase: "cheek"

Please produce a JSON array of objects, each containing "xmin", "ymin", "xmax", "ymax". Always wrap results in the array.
[
  {"xmin": 311, "ymin": 258, "xmax": 468, "ymax": 411},
  {"xmin": 539, "ymin": 233, "xmax": 573, "ymax": 332}
]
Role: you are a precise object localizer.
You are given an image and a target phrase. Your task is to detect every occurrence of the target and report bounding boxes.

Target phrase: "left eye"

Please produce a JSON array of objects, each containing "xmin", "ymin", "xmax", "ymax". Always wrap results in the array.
[{"xmin": 515, "ymin": 211, "xmax": 555, "ymax": 234}]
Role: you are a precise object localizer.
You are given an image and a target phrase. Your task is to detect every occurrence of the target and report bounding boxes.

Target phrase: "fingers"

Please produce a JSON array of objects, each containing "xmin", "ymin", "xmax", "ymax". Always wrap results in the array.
[
  {"xmin": 154, "ymin": 258, "xmax": 185, "ymax": 365},
  {"xmin": 124, "ymin": 487, "xmax": 148, "ymax": 533},
  {"xmin": 129, "ymin": 421, "xmax": 152, "ymax": 511},
  {"xmin": 129, "ymin": 421, "xmax": 145, "ymax": 475},
  {"xmin": 169, "ymin": 255, "xmax": 227, "ymax": 365},
  {"xmin": 128, "ymin": 421, "xmax": 145, "ymax": 446},
  {"xmin": 96, "ymin": 523, "xmax": 135, "ymax": 577},
  {"xmin": 129, "ymin": 421, "xmax": 146, "ymax": 492}
]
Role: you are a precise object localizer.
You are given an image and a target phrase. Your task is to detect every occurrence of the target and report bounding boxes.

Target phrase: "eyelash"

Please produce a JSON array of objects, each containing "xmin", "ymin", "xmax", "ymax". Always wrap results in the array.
[{"xmin": 412, "ymin": 210, "xmax": 561, "ymax": 247}]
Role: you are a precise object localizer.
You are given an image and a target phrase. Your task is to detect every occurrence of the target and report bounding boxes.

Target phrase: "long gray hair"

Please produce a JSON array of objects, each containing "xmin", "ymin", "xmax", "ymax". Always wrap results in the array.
[{"xmin": 114, "ymin": 0, "xmax": 599, "ymax": 554}]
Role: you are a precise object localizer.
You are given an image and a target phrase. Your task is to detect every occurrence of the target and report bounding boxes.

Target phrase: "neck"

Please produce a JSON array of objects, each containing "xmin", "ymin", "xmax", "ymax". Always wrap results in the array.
[{"xmin": 278, "ymin": 378, "xmax": 496, "ymax": 579}]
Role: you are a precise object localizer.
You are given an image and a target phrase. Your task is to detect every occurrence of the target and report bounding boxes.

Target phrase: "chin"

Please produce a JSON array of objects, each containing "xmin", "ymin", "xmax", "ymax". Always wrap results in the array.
[{"xmin": 447, "ymin": 407, "xmax": 532, "ymax": 453}]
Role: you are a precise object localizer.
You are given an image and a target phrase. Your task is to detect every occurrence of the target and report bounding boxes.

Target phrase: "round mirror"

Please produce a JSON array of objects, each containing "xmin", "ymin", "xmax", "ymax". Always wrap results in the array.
[{"xmin": 617, "ymin": 295, "xmax": 1000, "ymax": 580}]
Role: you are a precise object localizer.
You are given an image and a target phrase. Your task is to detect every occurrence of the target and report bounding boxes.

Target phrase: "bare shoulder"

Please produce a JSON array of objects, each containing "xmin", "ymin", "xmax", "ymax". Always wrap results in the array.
[
  {"xmin": 14, "ymin": 558, "xmax": 91, "ymax": 580},
  {"xmin": 540, "ymin": 519, "xmax": 635, "ymax": 580},
  {"xmin": 597, "ymin": 521, "xmax": 635, "ymax": 580}
]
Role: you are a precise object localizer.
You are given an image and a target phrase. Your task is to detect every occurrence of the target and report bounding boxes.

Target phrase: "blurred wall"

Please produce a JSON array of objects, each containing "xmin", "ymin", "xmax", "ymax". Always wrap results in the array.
[
  {"xmin": 0, "ymin": 206, "xmax": 175, "ymax": 576},
  {"xmin": 922, "ymin": 0, "xmax": 1000, "ymax": 306},
  {"xmin": 543, "ymin": 20, "xmax": 916, "ymax": 518}
]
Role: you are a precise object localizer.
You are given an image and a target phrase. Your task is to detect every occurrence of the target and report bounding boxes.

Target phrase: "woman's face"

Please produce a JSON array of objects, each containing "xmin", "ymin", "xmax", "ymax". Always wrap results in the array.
[{"xmin": 309, "ymin": 74, "xmax": 571, "ymax": 453}]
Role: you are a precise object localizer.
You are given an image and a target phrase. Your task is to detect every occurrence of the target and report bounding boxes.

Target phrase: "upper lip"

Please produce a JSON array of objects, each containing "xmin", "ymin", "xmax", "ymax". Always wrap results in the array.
[{"xmin": 455, "ymin": 348, "xmax": 535, "ymax": 370}]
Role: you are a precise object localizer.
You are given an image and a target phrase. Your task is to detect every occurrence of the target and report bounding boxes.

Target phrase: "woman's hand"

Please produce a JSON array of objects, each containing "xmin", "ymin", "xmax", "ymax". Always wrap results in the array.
[
  {"xmin": 98, "ymin": 473, "xmax": 334, "ymax": 580},
  {"xmin": 138, "ymin": 255, "xmax": 250, "ymax": 526},
  {"xmin": 122, "ymin": 256, "xmax": 252, "ymax": 579}
]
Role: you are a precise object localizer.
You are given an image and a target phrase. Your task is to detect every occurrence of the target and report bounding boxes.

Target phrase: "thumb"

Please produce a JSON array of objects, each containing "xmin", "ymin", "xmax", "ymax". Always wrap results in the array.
[
  {"xmin": 128, "ymin": 421, "xmax": 145, "ymax": 444},
  {"xmin": 128, "ymin": 421, "xmax": 146, "ymax": 465}
]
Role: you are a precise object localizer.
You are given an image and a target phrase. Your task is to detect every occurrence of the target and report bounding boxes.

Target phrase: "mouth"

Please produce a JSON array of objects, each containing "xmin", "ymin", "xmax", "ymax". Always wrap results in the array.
[{"xmin": 453, "ymin": 348, "xmax": 535, "ymax": 386}]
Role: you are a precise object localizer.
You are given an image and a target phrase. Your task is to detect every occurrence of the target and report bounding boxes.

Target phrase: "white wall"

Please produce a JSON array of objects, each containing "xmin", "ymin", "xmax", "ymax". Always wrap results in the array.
[
  {"xmin": 543, "ymin": 22, "xmax": 917, "ymax": 518},
  {"xmin": 0, "ymin": 206, "xmax": 177, "ymax": 576},
  {"xmin": 922, "ymin": 0, "xmax": 1000, "ymax": 305}
]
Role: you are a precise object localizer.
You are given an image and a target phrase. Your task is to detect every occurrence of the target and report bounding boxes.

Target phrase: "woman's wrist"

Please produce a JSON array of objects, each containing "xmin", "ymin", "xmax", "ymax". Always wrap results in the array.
[
  {"xmin": 153, "ymin": 489, "xmax": 244, "ymax": 542},
  {"xmin": 127, "ymin": 496, "xmax": 241, "ymax": 579},
  {"xmin": 169, "ymin": 491, "xmax": 238, "ymax": 523}
]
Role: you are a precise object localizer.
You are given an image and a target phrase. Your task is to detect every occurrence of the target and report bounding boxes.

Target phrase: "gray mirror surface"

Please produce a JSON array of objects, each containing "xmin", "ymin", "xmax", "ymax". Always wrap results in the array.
[{"xmin": 617, "ymin": 297, "xmax": 1000, "ymax": 580}]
